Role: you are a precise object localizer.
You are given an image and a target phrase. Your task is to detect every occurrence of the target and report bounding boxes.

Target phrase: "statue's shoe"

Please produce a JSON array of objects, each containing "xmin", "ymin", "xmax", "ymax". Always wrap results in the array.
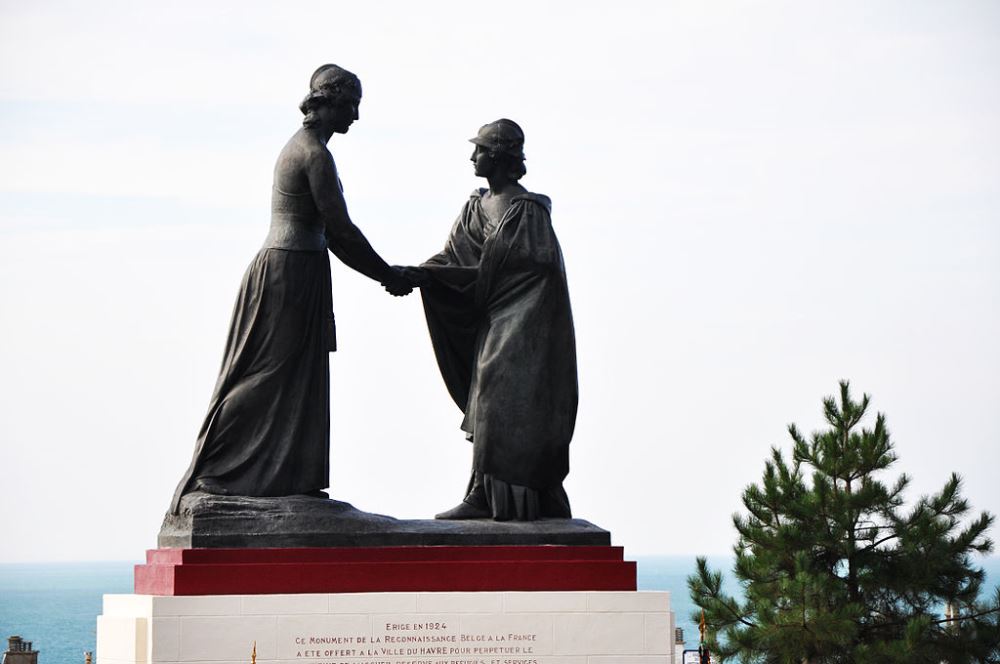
[
  {"xmin": 434, "ymin": 501, "xmax": 491, "ymax": 520},
  {"xmin": 194, "ymin": 479, "xmax": 232, "ymax": 495}
]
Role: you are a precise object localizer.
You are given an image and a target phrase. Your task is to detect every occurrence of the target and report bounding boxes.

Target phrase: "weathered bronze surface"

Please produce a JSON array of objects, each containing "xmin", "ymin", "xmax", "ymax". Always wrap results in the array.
[{"xmin": 163, "ymin": 70, "xmax": 581, "ymax": 539}]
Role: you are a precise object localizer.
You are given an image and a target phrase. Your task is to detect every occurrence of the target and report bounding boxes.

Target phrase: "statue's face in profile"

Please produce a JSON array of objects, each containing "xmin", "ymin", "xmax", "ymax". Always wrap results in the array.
[
  {"xmin": 323, "ymin": 94, "xmax": 361, "ymax": 134},
  {"xmin": 471, "ymin": 144, "xmax": 496, "ymax": 178}
]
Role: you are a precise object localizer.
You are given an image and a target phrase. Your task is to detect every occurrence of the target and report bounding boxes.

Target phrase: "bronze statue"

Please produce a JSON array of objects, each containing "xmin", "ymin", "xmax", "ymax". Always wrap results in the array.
[
  {"xmin": 403, "ymin": 120, "xmax": 579, "ymax": 521},
  {"xmin": 170, "ymin": 65, "xmax": 411, "ymax": 513}
]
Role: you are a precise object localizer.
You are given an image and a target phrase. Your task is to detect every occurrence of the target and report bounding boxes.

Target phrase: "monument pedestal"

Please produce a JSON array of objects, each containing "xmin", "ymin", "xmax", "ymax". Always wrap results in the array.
[
  {"xmin": 101, "ymin": 501, "xmax": 675, "ymax": 662},
  {"xmin": 98, "ymin": 589, "xmax": 674, "ymax": 664}
]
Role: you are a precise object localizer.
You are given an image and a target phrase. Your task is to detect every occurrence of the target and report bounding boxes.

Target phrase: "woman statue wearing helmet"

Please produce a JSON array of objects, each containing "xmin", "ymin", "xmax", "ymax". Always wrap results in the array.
[{"xmin": 405, "ymin": 119, "xmax": 578, "ymax": 521}]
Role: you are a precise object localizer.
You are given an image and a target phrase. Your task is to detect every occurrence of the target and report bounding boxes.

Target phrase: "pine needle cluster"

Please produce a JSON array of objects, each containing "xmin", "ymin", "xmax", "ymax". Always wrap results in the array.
[{"xmin": 689, "ymin": 381, "xmax": 1000, "ymax": 663}]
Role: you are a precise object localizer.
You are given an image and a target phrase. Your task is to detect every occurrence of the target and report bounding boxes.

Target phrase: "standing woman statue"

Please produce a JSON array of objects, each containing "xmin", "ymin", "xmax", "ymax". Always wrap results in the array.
[
  {"xmin": 170, "ymin": 64, "xmax": 411, "ymax": 513},
  {"xmin": 405, "ymin": 119, "xmax": 579, "ymax": 521}
]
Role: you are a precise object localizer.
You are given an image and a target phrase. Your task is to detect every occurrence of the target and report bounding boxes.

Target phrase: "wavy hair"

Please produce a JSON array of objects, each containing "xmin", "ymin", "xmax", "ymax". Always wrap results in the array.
[{"xmin": 299, "ymin": 64, "xmax": 362, "ymax": 128}]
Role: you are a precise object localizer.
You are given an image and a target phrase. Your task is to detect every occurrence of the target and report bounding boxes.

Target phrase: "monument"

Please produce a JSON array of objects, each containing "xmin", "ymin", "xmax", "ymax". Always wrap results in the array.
[{"xmin": 97, "ymin": 64, "xmax": 675, "ymax": 664}]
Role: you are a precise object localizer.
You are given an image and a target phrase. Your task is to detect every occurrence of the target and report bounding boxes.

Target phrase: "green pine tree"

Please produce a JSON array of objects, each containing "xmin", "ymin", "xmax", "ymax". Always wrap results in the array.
[{"xmin": 689, "ymin": 381, "xmax": 1000, "ymax": 663}]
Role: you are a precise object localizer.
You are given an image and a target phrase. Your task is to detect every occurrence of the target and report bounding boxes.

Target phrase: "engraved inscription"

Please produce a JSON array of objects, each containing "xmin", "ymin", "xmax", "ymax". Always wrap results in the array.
[{"xmin": 287, "ymin": 615, "xmax": 542, "ymax": 664}]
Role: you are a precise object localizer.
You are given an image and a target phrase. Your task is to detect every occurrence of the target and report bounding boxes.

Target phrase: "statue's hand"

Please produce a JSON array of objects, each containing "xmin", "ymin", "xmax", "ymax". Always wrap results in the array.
[
  {"xmin": 382, "ymin": 267, "xmax": 413, "ymax": 297},
  {"xmin": 385, "ymin": 283, "xmax": 412, "ymax": 297}
]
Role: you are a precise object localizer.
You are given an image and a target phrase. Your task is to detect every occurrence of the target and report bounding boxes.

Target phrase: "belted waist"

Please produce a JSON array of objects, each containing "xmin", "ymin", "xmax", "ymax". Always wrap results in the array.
[{"xmin": 263, "ymin": 215, "xmax": 327, "ymax": 251}]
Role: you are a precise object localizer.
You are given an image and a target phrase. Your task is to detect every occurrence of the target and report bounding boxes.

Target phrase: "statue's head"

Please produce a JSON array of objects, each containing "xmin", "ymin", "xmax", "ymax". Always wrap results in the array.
[
  {"xmin": 300, "ymin": 64, "xmax": 363, "ymax": 133},
  {"xmin": 469, "ymin": 119, "xmax": 527, "ymax": 182}
]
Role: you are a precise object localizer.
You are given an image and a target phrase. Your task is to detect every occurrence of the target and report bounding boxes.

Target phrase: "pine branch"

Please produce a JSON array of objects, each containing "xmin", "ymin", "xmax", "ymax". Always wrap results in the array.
[
  {"xmin": 865, "ymin": 604, "xmax": 1000, "ymax": 631},
  {"xmin": 933, "ymin": 605, "xmax": 1000, "ymax": 624},
  {"xmin": 856, "ymin": 532, "xmax": 901, "ymax": 553}
]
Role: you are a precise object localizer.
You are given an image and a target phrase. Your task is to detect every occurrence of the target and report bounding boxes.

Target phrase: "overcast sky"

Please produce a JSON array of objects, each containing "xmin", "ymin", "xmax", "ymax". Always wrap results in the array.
[{"xmin": 1, "ymin": 0, "xmax": 998, "ymax": 562}]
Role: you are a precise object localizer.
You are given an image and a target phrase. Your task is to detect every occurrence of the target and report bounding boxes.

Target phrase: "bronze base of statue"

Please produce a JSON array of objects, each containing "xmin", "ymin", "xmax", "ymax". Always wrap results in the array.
[{"xmin": 160, "ymin": 492, "xmax": 609, "ymax": 548}]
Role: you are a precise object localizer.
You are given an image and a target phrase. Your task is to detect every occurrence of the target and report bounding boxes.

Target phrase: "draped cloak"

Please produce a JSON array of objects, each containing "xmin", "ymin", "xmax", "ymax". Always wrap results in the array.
[{"xmin": 420, "ymin": 189, "xmax": 578, "ymax": 502}]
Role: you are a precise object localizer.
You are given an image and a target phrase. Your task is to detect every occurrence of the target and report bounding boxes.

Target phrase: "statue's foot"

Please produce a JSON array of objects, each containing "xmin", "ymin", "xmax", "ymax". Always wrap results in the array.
[
  {"xmin": 194, "ymin": 479, "xmax": 231, "ymax": 496},
  {"xmin": 302, "ymin": 490, "xmax": 330, "ymax": 499},
  {"xmin": 435, "ymin": 500, "xmax": 491, "ymax": 520}
]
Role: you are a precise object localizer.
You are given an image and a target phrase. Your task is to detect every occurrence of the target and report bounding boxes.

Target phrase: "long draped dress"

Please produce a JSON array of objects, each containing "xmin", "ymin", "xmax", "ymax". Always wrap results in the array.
[
  {"xmin": 169, "ymin": 186, "xmax": 336, "ymax": 513},
  {"xmin": 420, "ymin": 189, "xmax": 578, "ymax": 520}
]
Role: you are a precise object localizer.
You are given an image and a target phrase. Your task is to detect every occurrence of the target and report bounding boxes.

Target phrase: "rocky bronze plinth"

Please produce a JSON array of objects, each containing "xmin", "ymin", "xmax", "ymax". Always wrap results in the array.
[{"xmin": 159, "ymin": 492, "xmax": 611, "ymax": 549}]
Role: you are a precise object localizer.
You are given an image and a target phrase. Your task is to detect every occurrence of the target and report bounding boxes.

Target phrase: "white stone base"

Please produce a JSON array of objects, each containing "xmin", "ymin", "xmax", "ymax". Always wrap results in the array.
[{"xmin": 97, "ymin": 591, "xmax": 674, "ymax": 664}]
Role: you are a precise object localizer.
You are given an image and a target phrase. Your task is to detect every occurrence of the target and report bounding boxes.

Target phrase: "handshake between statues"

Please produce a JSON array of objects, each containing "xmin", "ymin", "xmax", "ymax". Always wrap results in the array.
[{"xmin": 382, "ymin": 266, "xmax": 429, "ymax": 297}]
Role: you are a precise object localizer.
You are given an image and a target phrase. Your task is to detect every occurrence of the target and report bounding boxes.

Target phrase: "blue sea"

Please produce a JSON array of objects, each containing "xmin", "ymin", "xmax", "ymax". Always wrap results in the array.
[{"xmin": 1, "ymin": 556, "xmax": 997, "ymax": 663}]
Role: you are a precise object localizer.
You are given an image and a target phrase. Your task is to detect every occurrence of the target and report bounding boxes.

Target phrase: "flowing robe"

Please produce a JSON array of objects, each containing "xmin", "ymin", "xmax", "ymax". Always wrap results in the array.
[
  {"xmin": 421, "ymin": 189, "xmax": 578, "ymax": 517},
  {"xmin": 169, "ymin": 187, "xmax": 336, "ymax": 513}
]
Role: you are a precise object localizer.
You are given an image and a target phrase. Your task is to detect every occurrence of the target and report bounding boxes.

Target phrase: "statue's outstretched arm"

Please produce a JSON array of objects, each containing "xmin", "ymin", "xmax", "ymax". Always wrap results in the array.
[{"xmin": 305, "ymin": 147, "xmax": 405, "ymax": 291}]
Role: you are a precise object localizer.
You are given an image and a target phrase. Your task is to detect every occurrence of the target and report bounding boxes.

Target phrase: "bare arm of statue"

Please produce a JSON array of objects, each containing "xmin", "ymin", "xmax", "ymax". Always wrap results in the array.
[{"xmin": 304, "ymin": 146, "xmax": 410, "ymax": 294}]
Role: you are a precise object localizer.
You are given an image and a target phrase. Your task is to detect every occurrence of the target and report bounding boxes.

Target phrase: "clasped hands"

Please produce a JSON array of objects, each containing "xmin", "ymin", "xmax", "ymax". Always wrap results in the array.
[{"xmin": 382, "ymin": 265, "xmax": 429, "ymax": 297}]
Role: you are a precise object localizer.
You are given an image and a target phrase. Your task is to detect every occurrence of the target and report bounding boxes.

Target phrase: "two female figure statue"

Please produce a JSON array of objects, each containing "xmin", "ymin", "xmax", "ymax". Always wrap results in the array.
[{"xmin": 171, "ymin": 65, "xmax": 577, "ymax": 522}]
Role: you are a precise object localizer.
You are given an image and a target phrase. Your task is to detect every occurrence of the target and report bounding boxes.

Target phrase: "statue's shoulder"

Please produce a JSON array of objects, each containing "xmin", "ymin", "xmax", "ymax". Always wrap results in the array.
[
  {"xmin": 280, "ymin": 131, "xmax": 334, "ymax": 174},
  {"xmin": 287, "ymin": 128, "xmax": 326, "ymax": 156},
  {"xmin": 512, "ymin": 192, "xmax": 552, "ymax": 214},
  {"xmin": 459, "ymin": 189, "xmax": 486, "ymax": 215}
]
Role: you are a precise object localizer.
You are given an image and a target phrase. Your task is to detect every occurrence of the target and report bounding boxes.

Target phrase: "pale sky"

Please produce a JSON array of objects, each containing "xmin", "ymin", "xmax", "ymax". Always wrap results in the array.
[{"xmin": 1, "ymin": 1, "xmax": 998, "ymax": 562}]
